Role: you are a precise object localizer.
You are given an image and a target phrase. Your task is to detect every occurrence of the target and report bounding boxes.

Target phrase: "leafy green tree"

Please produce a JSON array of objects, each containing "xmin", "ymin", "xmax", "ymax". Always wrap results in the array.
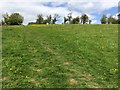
[
  {"xmin": 108, "ymin": 16, "xmax": 118, "ymax": 24},
  {"xmin": 2, "ymin": 13, "xmax": 10, "ymax": 25},
  {"xmin": 89, "ymin": 20, "xmax": 92, "ymax": 24},
  {"xmin": 81, "ymin": 14, "xmax": 89, "ymax": 24},
  {"xmin": 72, "ymin": 16, "xmax": 80, "ymax": 24},
  {"xmin": 36, "ymin": 14, "xmax": 44, "ymax": 24},
  {"xmin": 101, "ymin": 15, "xmax": 107, "ymax": 24},
  {"xmin": 0, "ymin": 20, "xmax": 2, "ymax": 25},
  {"xmin": 0, "ymin": 20, "xmax": 5, "ymax": 25},
  {"xmin": 117, "ymin": 13, "xmax": 120, "ymax": 24},
  {"xmin": 46, "ymin": 15, "xmax": 52, "ymax": 24},
  {"xmin": 111, "ymin": 18, "xmax": 117, "ymax": 24},
  {"xmin": 67, "ymin": 12, "xmax": 72, "ymax": 24},
  {"xmin": 64, "ymin": 17, "xmax": 68, "ymax": 24},
  {"xmin": 71, "ymin": 18, "xmax": 76, "ymax": 24},
  {"xmin": 108, "ymin": 16, "xmax": 113, "ymax": 24},
  {"xmin": 9, "ymin": 13, "xmax": 24, "ymax": 25},
  {"xmin": 43, "ymin": 19, "xmax": 48, "ymax": 24},
  {"xmin": 52, "ymin": 14, "xmax": 60, "ymax": 24},
  {"xmin": 28, "ymin": 22, "xmax": 36, "ymax": 25}
]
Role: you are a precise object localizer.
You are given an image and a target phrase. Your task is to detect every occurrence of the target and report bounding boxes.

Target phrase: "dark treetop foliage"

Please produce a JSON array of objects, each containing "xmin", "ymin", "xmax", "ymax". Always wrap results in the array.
[
  {"xmin": 72, "ymin": 16, "xmax": 80, "ymax": 24},
  {"xmin": 36, "ymin": 14, "xmax": 44, "ymax": 24},
  {"xmin": 2, "ymin": 13, "xmax": 24, "ymax": 25},
  {"xmin": 52, "ymin": 14, "xmax": 60, "ymax": 24},
  {"xmin": 101, "ymin": 15, "xmax": 107, "ymax": 24},
  {"xmin": 9, "ymin": 13, "xmax": 24, "ymax": 25},
  {"xmin": 80, "ymin": 14, "xmax": 89, "ymax": 24}
]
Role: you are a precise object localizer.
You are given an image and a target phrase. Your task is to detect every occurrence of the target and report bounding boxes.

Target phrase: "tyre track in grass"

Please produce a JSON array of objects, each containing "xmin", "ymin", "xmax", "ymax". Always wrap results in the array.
[{"xmin": 36, "ymin": 32, "xmax": 100, "ymax": 88}]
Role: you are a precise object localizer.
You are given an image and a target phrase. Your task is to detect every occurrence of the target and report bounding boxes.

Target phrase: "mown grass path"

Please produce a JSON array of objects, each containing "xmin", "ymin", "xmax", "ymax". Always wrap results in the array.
[{"xmin": 2, "ymin": 24, "xmax": 118, "ymax": 88}]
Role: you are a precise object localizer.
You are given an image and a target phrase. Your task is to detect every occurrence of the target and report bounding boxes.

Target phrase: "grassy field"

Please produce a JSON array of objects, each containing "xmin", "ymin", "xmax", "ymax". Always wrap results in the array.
[{"xmin": 2, "ymin": 24, "xmax": 118, "ymax": 88}]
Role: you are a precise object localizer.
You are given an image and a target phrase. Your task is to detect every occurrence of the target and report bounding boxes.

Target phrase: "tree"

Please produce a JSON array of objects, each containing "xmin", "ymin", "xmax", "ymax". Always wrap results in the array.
[
  {"xmin": 107, "ymin": 16, "xmax": 118, "ymax": 24},
  {"xmin": 111, "ymin": 18, "xmax": 117, "ymax": 24},
  {"xmin": 72, "ymin": 16, "xmax": 80, "ymax": 24},
  {"xmin": 36, "ymin": 14, "xmax": 44, "ymax": 24},
  {"xmin": 46, "ymin": 15, "xmax": 52, "ymax": 24},
  {"xmin": 28, "ymin": 22, "xmax": 36, "ymax": 25},
  {"xmin": 0, "ymin": 21, "xmax": 1, "ymax": 26},
  {"xmin": 43, "ymin": 19, "xmax": 48, "ymax": 24},
  {"xmin": 67, "ymin": 12, "xmax": 72, "ymax": 24},
  {"xmin": 2, "ymin": 13, "xmax": 10, "ymax": 25},
  {"xmin": 108, "ymin": 16, "xmax": 113, "ymax": 24},
  {"xmin": 52, "ymin": 14, "xmax": 60, "ymax": 24},
  {"xmin": 0, "ymin": 20, "xmax": 5, "ymax": 25},
  {"xmin": 89, "ymin": 20, "xmax": 92, "ymax": 24},
  {"xmin": 9, "ymin": 13, "xmax": 24, "ymax": 25},
  {"xmin": 64, "ymin": 17, "xmax": 68, "ymax": 24},
  {"xmin": 81, "ymin": 14, "xmax": 89, "ymax": 24},
  {"xmin": 101, "ymin": 15, "xmax": 107, "ymax": 24},
  {"xmin": 117, "ymin": 13, "xmax": 120, "ymax": 24}
]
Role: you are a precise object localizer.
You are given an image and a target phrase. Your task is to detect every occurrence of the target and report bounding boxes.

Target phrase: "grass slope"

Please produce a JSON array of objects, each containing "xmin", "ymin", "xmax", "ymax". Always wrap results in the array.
[{"xmin": 2, "ymin": 24, "xmax": 118, "ymax": 88}]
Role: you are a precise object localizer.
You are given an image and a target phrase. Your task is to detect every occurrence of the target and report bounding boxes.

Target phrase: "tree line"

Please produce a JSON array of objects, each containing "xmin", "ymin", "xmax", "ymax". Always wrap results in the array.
[
  {"xmin": 1, "ymin": 12, "xmax": 120, "ymax": 25},
  {"xmin": 29, "ymin": 14, "xmax": 60, "ymax": 25},
  {"xmin": 101, "ymin": 14, "xmax": 120, "ymax": 24},
  {"xmin": 29, "ymin": 13, "xmax": 91, "ymax": 25}
]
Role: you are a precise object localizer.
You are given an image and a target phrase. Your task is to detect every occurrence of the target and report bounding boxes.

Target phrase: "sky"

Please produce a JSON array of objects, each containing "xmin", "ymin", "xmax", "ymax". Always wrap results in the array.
[{"xmin": 0, "ymin": 0, "xmax": 120, "ymax": 25}]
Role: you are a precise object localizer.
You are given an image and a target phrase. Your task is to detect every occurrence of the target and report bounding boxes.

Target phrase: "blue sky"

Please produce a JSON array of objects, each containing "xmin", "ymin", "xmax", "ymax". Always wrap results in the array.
[
  {"xmin": 92, "ymin": 7, "xmax": 118, "ymax": 24},
  {"xmin": 0, "ymin": 0, "xmax": 119, "ymax": 24}
]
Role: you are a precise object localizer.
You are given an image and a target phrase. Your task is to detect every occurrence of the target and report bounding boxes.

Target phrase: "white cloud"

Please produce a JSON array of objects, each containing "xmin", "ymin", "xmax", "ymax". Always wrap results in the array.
[
  {"xmin": 91, "ymin": 20, "xmax": 97, "ymax": 24},
  {"xmin": 113, "ymin": 12, "xmax": 120, "ymax": 19},
  {"xmin": 67, "ymin": 0, "xmax": 119, "ymax": 14}
]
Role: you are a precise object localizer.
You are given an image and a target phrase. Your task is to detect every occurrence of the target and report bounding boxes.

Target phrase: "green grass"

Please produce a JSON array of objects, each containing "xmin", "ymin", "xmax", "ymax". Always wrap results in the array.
[{"xmin": 2, "ymin": 24, "xmax": 118, "ymax": 88}]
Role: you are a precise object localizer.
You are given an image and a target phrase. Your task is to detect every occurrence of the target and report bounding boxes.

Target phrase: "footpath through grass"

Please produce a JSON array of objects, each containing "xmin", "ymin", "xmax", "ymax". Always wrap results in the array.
[{"xmin": 2, "ymin": 24, "xmax": 118, "ymax": 88}]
